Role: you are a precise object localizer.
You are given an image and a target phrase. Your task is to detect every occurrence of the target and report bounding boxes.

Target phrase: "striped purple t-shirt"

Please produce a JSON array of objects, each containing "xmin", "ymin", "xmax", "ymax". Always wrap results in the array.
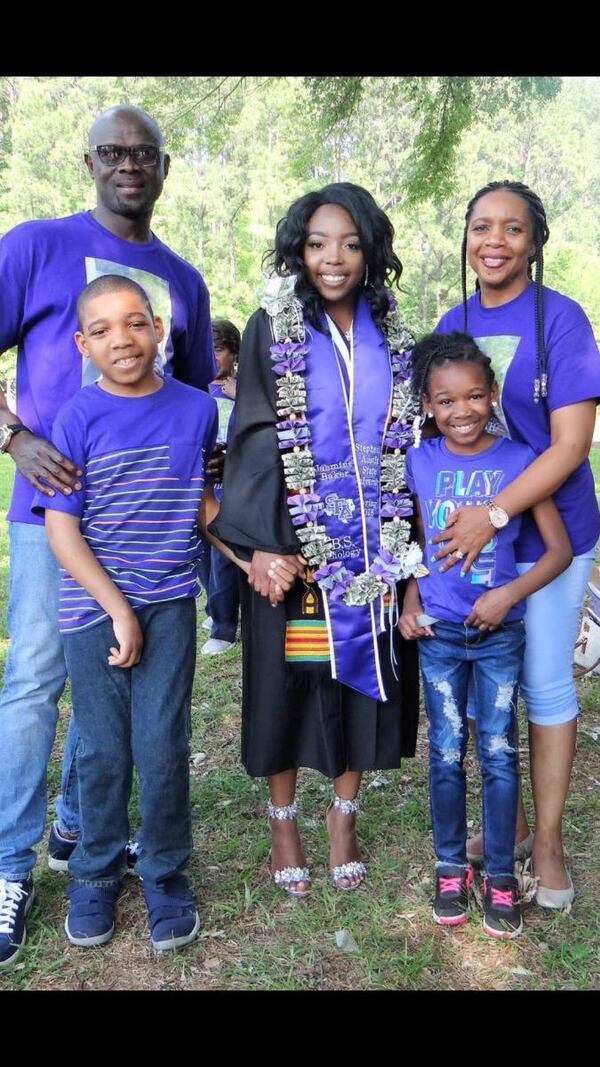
[{"xmin": 33, "ymin": 377, "xmax": 218, "ymax": 633}]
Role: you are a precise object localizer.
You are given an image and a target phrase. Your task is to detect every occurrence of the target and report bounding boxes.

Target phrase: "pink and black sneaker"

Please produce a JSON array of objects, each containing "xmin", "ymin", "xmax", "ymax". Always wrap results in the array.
[
  {"xmin": 482, "ymin": 876, "xmax": 523, "ymax": 939},
  {"xmin": 432, "ymin": 865, "xmax": 473, "ymax": 926}
]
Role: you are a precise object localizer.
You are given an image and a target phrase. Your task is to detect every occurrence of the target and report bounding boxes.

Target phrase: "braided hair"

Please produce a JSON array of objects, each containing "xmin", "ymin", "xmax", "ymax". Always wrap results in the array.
[
  {"xmin": 461, "ymin": 180, "xmax": 550, "ymax": 403},
  {"xmin": 410, "ymin": 331, "xmax": 495, "ymax": 403},
  {"xmin": 265, "ymin": 182, "xmax": 402, "ymax": 331}
]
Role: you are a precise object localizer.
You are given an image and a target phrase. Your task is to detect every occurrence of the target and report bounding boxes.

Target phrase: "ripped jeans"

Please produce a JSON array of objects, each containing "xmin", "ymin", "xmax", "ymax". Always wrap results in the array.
[{"xmin": 418, "ymin": 620, "xmax": 525, "ymax": 878}]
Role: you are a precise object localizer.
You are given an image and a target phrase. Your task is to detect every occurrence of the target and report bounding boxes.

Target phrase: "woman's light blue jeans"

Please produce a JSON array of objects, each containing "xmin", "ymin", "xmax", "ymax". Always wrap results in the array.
[{"xmin": 466, "ymin": 550, "xmax": 596, "ymax": 725}]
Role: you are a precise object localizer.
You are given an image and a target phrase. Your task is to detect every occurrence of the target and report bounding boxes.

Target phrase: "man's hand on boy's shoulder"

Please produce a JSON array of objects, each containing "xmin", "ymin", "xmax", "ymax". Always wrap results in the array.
[{"xmin": 8, "ymin": 430, "xmax": 82, "ymax": 496}]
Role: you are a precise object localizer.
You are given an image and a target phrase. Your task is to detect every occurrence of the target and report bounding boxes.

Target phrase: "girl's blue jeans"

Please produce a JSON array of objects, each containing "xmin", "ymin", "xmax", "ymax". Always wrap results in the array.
[{"xmin": 418, "ymin": 619, "xmax": 526, "ymax": 878}]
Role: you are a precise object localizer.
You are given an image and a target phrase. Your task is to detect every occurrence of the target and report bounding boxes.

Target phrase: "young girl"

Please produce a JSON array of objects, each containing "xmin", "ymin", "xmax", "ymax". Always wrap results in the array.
[
  {"xmin": 400, "ymin": 332, "xmax": 571, "ymax": 938},
  {"xmin": 210, "ymin": 183, "xmax": 422, "ymax": 895}
]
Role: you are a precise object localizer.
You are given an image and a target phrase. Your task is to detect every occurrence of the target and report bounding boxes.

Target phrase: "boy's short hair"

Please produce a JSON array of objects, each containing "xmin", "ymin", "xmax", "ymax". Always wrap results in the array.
[
  {"xmin": 77, "ymin": 274, "xmax": 154, "ymax": 327},
  {"xmin": 211, "ymin": 318, "xmax": 241, "ymax": 355}
]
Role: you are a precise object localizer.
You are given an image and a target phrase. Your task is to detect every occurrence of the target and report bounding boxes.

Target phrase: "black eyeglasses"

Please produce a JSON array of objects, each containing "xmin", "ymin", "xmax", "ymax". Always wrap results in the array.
[{"xmin": 90, "ymin": 144, "xmax": 162, "ymax": 168}]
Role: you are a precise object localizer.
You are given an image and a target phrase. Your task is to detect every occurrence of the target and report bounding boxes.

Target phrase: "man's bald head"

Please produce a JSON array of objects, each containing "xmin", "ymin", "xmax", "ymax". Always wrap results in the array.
[{"xmin": 88, "ymin": 105, "xmax": 164, "ymax": 148}]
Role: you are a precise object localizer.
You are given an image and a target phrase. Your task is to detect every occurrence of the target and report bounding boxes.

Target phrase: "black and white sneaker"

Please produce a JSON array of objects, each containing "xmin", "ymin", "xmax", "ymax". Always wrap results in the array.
[
  {"xmin": 432, "ymin": 865, "xmax": 473, "ymax": 926},
  {"xmin": 482, "ymin": 875, "xmax": 523, "ymax": 939},
  {"xmin": 0, "ymin": 875, "xmax": 35, "ymax": 969}
]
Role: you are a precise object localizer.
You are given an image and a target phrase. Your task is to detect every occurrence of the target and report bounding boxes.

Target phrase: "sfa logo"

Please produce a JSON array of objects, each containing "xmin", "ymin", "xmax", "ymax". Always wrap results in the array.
[{"xmin": 324, "ymin": 493, "xmax": 355, "ymax": 524}]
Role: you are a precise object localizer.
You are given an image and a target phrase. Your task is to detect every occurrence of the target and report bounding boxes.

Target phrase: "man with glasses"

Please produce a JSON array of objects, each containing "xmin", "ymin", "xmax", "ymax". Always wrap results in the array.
[{"xmin": 0, "ymin": 105, "xmax": 216, "ymax": 968}]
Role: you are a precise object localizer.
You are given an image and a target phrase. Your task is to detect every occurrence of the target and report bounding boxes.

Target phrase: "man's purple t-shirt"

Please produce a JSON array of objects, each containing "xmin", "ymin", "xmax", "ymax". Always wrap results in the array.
[
  {"xmin": 405, "ymin": 436, "xmax": 536, "ymax": 624},
  {"xmin": 32, "ymin": 378, "xmax": 218, "ymax": 633},
  {"xmin": 436, "ymin": 285, "xmax": 600, "ymax": 560},
  {"xmin": 0, "ymin": 210, "xmax": 216, "ymax": 525}
]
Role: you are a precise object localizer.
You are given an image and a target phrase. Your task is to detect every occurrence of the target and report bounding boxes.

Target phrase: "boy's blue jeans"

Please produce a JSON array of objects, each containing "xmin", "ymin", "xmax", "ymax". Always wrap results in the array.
[
  {"xmin": 63, "ymin": 598, "xmax": 196, "ymax": 886},
  {"xmin": 418, "ymin": 619, "xmax": 525, "ymax": 878}
]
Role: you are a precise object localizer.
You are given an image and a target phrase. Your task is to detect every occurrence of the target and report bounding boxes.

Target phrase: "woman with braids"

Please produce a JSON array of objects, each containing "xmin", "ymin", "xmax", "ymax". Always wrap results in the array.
[
  {"xmin": 209, "ymin": 183, "xmax": 422, "ymax": 896},
  {"xmin": 400, "ymin": 331, "xmax": 570, "ymax": 937},
  {"xmin": 433, "ymin": 181, "xmax": 600, "ymax": 908}
]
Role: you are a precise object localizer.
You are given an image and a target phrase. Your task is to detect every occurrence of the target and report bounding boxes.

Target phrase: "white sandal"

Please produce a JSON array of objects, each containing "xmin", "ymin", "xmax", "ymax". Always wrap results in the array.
[
  {"xmin": 327, "ymin": 794, "xmax": 367, "ymax": 891},
  {"xmin": 573, "ymin": 609, "xmax": 600, "ymax": 678},
  {"xmin": 267, "ymin": 800, "xmax": 311, "ymax": 898},
  {"xmin": 535, "ymin": 868, "xmax": 574, "ymax": 910}
]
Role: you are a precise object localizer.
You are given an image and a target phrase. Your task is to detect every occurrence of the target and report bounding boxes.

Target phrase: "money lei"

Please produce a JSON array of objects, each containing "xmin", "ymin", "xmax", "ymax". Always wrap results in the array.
[{"xmin": 263, "ymin": 276, "xmax": 428, "ymax": 606}]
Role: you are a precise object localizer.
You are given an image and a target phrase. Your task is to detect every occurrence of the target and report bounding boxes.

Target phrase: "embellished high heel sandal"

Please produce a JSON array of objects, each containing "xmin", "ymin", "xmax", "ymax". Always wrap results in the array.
[
  {"xmin": 327, "ymin": 793, "xmax": 367, "ymax": 891},
  {"xmin": 267, "ymin": 799, "xmax": 311, "ymax": 898}
]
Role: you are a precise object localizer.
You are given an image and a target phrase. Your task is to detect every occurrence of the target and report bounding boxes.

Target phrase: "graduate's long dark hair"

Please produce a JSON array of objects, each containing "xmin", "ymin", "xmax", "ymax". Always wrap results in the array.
[
  {"xmin": 267, "ymin": 182, "xmax": 403, "ymax": 331},
  {"xmin": 461, "ymin": 180, "xmax": 550, "ymax": 402}
]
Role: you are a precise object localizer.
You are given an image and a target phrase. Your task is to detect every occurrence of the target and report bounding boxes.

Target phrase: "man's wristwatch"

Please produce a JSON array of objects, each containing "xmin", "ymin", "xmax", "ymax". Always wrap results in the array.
[
  {"xmin": 484, "ymin": 498, "xmax": 510, "ymax": 529},
  {"xmin": 0, "ymin": 422, "xmax": 29, "ymax": 454}
]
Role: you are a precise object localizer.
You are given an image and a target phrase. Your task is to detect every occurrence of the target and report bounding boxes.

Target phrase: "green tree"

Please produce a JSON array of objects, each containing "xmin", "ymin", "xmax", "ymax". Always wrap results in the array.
[
  {"xmin": 304, "ymin": 77, "xmax": 562, "ymax": 203},
  {"xmin": 0, "ymin": 74, "xmax": 597, "ymax": 356}
]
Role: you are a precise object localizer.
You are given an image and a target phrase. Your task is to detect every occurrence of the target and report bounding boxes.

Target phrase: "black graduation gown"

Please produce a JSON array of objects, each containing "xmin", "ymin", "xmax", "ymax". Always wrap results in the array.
[{"xmin": 210, "ymin": 308, "xmax": 419, "ymax": 778}]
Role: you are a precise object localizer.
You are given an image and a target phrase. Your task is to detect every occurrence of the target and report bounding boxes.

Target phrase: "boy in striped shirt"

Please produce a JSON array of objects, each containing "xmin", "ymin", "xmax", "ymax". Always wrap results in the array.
[{"xmin": 33, "ymin": 275, "xmax": 218, "ymax": 951}]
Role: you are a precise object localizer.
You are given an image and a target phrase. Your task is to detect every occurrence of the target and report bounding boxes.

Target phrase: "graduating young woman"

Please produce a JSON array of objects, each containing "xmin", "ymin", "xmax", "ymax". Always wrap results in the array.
[{"xmin": 211, "ymin": 183, "xmax": 423, "ymax": 895}]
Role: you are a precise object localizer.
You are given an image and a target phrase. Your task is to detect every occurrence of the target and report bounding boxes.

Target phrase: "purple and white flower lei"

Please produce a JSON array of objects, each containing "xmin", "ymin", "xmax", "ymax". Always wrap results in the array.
[{"xmin": 262, "ymin": 275, "xmax": 427, "ymax": 607}]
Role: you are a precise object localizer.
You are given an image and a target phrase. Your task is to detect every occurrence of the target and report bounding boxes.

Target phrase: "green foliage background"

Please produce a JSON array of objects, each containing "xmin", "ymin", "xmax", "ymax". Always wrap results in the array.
[{"xmin": 1, "ymin": 75, "xmax": 598, "ymax": 382}]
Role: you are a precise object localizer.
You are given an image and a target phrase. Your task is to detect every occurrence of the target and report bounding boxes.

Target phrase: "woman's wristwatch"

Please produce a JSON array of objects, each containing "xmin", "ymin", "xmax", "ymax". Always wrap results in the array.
[
  {"xmin": 0, "ymin": 422, "xmax": 29, "ymax": 453},
  {"xmin": 484, "ymin": 498, "xmax": 510, "ymax": 529}
]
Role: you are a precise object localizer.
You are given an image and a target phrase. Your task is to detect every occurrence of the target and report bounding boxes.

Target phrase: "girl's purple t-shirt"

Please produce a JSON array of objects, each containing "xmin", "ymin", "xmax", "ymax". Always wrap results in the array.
[
  {"xmin": 33, "ymin": 377, "xmax": 218, "ymax": 633},
  {"xmin": 405, "ymin": 436, "xmax": 536, "ymax": 624},
  {"xmin": 436, "ymin": 285, "xmax": 600, "ymax": 560}
]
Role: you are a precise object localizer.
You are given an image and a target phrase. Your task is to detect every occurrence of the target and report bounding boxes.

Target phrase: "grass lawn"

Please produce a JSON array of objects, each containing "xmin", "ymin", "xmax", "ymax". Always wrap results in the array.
[{"xmin": 0, "ymin": 452, "xmax": 599, "ymax": 991}]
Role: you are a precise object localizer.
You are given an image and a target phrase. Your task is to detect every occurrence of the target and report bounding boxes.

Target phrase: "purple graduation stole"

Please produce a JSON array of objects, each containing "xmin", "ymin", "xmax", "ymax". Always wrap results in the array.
[{"xmin": 305, "ymin": 295, "xmax": 392, "ymax": 701}]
